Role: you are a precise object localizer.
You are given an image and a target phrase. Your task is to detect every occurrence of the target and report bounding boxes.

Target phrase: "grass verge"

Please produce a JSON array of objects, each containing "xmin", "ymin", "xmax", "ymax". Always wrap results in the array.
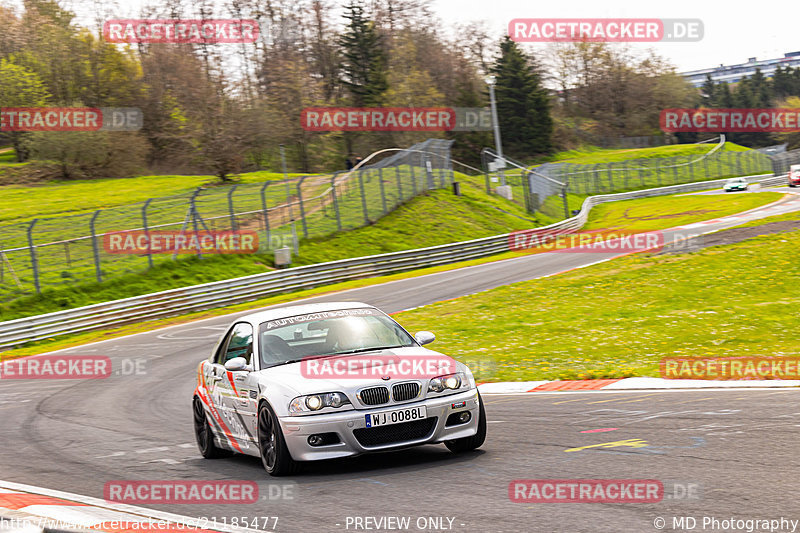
[
  {"xmin": 394, "ymin": 215, "xmax": 800, "ymax": 382},
  {"xmin": 0, "ymin": 191, "xmax": 786, "ymax": 360}
]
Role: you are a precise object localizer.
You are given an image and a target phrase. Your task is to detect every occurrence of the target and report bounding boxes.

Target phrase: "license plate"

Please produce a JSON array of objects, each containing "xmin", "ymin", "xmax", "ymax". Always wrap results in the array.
[{"xmin": 365, "ymin": 406, "xmax": 427, "ymax": 428}]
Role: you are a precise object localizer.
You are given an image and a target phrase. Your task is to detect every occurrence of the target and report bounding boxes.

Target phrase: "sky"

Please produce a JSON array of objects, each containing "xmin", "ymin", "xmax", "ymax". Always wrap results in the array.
[
  {"xmin": 46, "ymin": 0, "xmax": 800, "ymax": 73},
  {"xmin": 434, "ymin": 0, "xmax": 800, "ymax": 72}
]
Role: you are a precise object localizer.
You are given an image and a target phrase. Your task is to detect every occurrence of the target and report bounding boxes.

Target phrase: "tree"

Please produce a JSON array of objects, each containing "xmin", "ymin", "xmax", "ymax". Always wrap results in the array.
[
  {"xmin": 26, "ymin": 130, "xmax": 148, "ymax": 179},
  {"xmin": 339, "ymin": 1, "xmax": 388, "ymax": 107},
  {"xmin": 490, "ymin": 36, "xmax": 552, "ymax": 159},
  {"xmin": 701, "ymin": 74, "xmax": 716, "ymax": 107},
  {"xmin": 0, "ymin": 59, "xmax": 51, "ymax": 161}
]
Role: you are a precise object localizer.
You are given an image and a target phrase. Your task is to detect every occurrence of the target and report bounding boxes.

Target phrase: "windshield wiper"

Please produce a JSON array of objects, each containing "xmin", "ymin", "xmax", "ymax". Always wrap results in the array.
[
  {"xmin": 264, "ymin": 359, "xmax": 302, "ymax": 368},
  {"xmin": 331, "ymin": 345, "xmax": 408, "ymax": 355}
]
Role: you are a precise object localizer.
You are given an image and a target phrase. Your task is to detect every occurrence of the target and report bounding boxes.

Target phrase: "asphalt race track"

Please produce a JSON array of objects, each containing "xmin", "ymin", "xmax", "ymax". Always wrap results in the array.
[{"xmin": 2, "ymin": 190, "xmax": 800, "ymax": 532}]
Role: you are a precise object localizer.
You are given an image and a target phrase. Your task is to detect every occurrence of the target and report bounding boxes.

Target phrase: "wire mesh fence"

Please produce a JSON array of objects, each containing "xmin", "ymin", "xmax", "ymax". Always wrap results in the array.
[
  {"xmin": 481, "ymin": 140, "xmax": 789, "ymax": 221},
  {"xmin": 770, "ymin": 148, "xmax": 800, "ymax": 176},
  {"xmin": 0, "ymin": 139, "xmax": 454, "ymax": 300}
]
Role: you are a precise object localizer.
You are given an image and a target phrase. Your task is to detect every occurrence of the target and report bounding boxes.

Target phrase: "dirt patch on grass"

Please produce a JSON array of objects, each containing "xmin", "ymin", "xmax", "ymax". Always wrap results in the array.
[{"xmin": 660, "ymin": 219, "xmax": 800, "ymax": 254}]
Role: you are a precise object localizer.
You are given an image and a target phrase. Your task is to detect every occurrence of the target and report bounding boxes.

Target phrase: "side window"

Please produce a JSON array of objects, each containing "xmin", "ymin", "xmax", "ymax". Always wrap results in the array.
[{"xmin": 215, "ymin": 323, "xmax": 254, "ymax": 365}]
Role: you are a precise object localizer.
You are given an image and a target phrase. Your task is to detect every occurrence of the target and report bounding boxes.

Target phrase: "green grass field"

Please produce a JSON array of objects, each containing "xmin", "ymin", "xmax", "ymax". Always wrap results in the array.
[
  {"xmin": 0, "ymin": 187, "xmax": 783, "ymax": 335},
  {"xmin": 394, "ymin": 204, "xmax": 799, "ymax": 382},
  {"xmin": 0, "ymin": 171, "xmax": 314, "ymax": 225},
  {"xmin": 549, "ymin": 141, "xmax": 750, "ymax": 164}
]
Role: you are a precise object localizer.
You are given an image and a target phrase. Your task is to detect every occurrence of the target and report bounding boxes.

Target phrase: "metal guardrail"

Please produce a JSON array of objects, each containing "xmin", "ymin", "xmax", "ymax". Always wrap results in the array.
[{"xmin": 0, "ymin": 173, "xmax": 789, "ymax": 349}]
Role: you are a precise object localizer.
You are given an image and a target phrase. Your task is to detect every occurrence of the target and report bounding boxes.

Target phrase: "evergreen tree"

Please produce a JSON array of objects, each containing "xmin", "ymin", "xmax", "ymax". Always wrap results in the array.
[
  {"xmin": 701, "ymin": 74, "xmax": 716, "ymax": 107},
  {"xmin": 339, "ymin": 1, "xmax": 388, "ymax": 107},
  {"xmin": 489, "ymin": 36, "xmax": 552, "ymax": 158}
]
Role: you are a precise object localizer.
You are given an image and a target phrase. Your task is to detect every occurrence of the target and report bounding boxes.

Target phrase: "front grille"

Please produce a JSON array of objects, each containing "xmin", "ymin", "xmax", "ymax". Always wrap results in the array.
[
  {"xmin": 353, "ymin": 417, "xmax": 438, "ymax": 447},
  {"xmin": 359, "ymin": 386, "xmax": 389, "ymax": 406},
  {"xmin": 392, "ymin": 382, "xmax": 420, "ymax": 402}
]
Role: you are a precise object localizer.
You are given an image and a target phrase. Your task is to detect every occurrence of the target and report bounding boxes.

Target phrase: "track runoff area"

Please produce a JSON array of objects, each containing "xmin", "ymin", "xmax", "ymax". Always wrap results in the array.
[{"xmin": 1, "ymin": 189, "xmax": 800, "ymax": 533}]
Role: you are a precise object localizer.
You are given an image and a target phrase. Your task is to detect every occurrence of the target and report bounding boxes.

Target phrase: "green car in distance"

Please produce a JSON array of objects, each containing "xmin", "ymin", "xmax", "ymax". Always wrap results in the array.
[{"xmin": 723, "ymin": 178, "xmax": 749, "ymax": 192}]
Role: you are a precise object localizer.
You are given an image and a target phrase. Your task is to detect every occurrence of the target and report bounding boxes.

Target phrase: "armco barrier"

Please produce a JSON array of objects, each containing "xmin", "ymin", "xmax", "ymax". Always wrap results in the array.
[{"xmin": 0, "ymin": 173, "xmax": 787, "ymax": 349}]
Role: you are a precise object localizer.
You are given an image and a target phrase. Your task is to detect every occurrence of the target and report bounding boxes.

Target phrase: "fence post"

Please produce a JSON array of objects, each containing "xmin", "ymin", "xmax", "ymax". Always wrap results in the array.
[
  {"xmin": 395, "ymin": 166, "xmax": 404, "ymax": 202},
  {"xmin": 622, "ymin": 160, "xmax": 629, "ymax": 189},
  {"xmin": 425, "ymin": 155, "xmax": 435, "ymax": 190},
  {"xmin": 655, "ymin": 158, "xmax": 662, "ymax": 186},
  {"xmin": 190, "ymin": 187, "xmax": 203, "ymax": 258},
  {"xmin": 637, "ymin": 160, "xmax": 645, "ymax": 187},
  {"xmin": 26, "ymin": 219, "xmax": 40, "ymax": 293},
  {"xmin": 522, "ymin": 171, "xmax": 533, "ymax": 212},
  {"xmin": 227, "ymin": 185, "xmax": 238, "ymax": 231},
  {"xmin": 89, "ymin": 210, "xmax": 102, "ymax": 283},
  {"xmin": 358, "ymin": 169, "xmax": 370, "ymax": 223},
  {"xmin": 142, "ymin": 199, "xmax": 153, "ymax": 269},
  {"xmin": 409, "ymin": 163, "xmax": 417, "ymax": 196},
  {"xmin": 606, "ymin": 163, "xmax": 614, "ymax": 192},
  {"xmin": 260, "ymin": 182, "xmax": 271, "ymax": 249},
  {"xmin": 296, "ymin": 177, "xmax": 308, "ymax": 239},
  {"xmin": 378, "ymin": 168, "xmax": 387, "ymax": 214},
  {"xmin": 331, "ymin": 173, "xmax": 342, "ymax": 231},
  {"xmin": 671, "ymin": 157, "xmax": 678, "ymax": 183},
  {"xmin": 736, "ymin": 152, "xmax": 743, "ymax": 175},
  {"xmin": 561, "ymin": 186, "xmax": 569, "ymax": 220},
  {"xmin": 687, "ymin": 156, "xmax": 694, "ymax": 181}
]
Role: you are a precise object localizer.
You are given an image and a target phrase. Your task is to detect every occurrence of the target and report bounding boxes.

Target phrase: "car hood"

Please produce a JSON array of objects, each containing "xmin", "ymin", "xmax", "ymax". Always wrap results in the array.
[{"xmin": 257, "ymin": 346, "xmax": 463, "ymax": 395}]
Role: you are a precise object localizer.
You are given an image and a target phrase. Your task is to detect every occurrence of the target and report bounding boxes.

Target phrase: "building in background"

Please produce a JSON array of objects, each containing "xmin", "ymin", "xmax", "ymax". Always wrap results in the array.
[{"xmin": 681, "ymin": 52, "xmax": 800, "ymax": 87}]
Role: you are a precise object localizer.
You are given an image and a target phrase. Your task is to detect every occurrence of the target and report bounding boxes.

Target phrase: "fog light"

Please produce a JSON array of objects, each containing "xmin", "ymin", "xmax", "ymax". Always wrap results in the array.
[
  {"xmin": 459, "ymin": 411, "xmax": 471, "ymax": 423},
  {"xmin": 307, "ymin": 432, "xmax": 340, "ymax": 447}
]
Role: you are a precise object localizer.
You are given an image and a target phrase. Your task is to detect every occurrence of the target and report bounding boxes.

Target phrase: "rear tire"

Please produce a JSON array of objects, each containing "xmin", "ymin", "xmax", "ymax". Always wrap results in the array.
[
  {"xmin": 193, "ymin": 397, "xmax": 231, "ymax": 459},
  {"xmin": 258, "ymin": 402, "xmax": 300, "ymax": 476},
  {"xmin": 445, "ymin": 392, "xmax": 487, "ymax": 453}
]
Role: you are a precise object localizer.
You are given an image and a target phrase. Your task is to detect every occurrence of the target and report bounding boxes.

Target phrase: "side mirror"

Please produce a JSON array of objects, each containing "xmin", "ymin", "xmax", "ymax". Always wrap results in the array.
[
  {"xmin": 414, "ymin": 331, "xmax": 435, "ymax": 346},
  {"xmin": 224, "ymin": 357, "xmax": 252, "ymax": 372}
]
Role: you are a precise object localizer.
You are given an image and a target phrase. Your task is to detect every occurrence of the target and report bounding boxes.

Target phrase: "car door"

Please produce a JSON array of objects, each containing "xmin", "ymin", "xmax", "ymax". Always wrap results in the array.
[
  {"xmin": 208, "ymin": 322, "xmax": 256, "ymax": 451},
  {"xmin": 220, "ymin": 322, "xmax": 257, "ymax": 450},
  {"xmin": 229, "ymin": 327, "xmax": 260, "ymax": 444}
]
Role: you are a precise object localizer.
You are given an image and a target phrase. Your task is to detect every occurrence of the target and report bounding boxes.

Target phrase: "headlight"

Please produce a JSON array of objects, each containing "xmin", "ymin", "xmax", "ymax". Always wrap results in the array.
[
  {"xmin": 289, "ymin": 392, "xmax": 351, "ymax": 415},
  {"xmin": 428, "ymin": 372, "xmax": 465, "ymax": 393}
]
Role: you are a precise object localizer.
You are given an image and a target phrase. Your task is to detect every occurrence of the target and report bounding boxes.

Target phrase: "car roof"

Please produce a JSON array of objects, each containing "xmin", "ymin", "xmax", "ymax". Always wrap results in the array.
[{"xmin": 239, "ymin": 301, "xmax": 376, "ymax": 325}]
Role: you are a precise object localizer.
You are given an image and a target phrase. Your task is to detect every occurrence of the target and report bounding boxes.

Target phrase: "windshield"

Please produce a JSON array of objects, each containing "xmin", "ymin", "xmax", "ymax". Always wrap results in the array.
[{"xmin": 257, "ymin": 308, "xmax": 416, "ymax": 367}]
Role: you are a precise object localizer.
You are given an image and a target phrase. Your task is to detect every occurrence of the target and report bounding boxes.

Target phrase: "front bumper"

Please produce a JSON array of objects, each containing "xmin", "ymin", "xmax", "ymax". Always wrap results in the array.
[{"xmin": 279, "ymin": 389, "xmax": 481, "ymax": 461}]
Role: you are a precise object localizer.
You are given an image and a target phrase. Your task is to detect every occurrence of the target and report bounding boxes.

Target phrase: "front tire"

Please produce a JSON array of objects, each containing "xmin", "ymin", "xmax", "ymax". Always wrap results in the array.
[
  {"xmin": 193, "ymin": 397, "xmax": 231, "ymax": 459},
  {"xmin": 445, "ymin": 392, "xmax": 487, "ymax": 453},
  {"xmin": 258, "ymin": 402, "xmax": 299, "ymax": 476}
]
